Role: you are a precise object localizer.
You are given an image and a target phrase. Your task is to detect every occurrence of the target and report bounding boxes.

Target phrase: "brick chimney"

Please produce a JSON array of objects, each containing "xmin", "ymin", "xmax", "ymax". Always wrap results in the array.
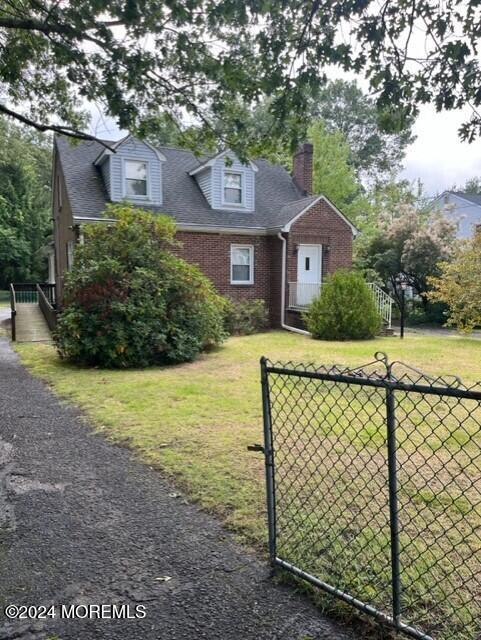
[{"xmin": 292, "ymin": 142, "xmax": 313, "ymax": 195}]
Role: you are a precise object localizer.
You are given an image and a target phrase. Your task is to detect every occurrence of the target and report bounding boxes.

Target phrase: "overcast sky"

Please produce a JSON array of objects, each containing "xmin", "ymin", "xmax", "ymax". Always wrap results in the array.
[{"xmin": 401, "ymin": 105, "xmax": 481, "ymax": 196}]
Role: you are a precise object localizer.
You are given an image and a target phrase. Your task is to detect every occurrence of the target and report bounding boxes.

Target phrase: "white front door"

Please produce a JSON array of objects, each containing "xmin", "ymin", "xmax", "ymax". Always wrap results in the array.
[{"xmin": 297, "ymin": 244, "xmax": 322, "ymax": 305}]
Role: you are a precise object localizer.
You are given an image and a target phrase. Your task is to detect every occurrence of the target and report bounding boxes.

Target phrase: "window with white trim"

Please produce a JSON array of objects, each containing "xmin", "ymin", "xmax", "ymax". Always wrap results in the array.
[
  {"xmin": 124, "ymin": 160, "xmax": 148, "ymax": 197},
  {"xmin": 223, "ymin": 171, "xmax": 243, "ymax": 205},
  {"xmin": 231, "ymin": 245, "xmax": 254, "ymax": 284}
]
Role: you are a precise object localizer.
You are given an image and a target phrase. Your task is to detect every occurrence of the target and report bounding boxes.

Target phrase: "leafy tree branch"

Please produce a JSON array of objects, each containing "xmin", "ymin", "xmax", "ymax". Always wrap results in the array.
[{"xmin": 0, "ymin": 0, "xmax": 479, "ymax": 150}]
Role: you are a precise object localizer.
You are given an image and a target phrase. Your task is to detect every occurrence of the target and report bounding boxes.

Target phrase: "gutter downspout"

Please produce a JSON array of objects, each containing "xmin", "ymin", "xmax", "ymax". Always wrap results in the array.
[{"xmin": 277, "ymin": 232, "xmax": 310, "ymax": 336}]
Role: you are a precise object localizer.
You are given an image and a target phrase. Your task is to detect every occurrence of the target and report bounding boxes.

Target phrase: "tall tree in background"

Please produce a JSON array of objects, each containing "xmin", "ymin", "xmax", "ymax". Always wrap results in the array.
[
  {"xmin": 209, "ymin": 81, "xmax": 416, "ymax": 179},
  {"xmin": 450, "ymin": 176, "xmax": 481, "ymax": 195},
  {"xmin": 308, "ymin": 120, "xmax": 423, "ymax": 236},
  {"xmin": 463, "ymin": 178, "xmax": 481, "ymax": 194},
  {"xmin": 369, "ymin": 178, "xmax": 428, "ymax": 226},
  {"xmin": 0, "ymin": 118, "xmax": 51, "ymax": 288},
  {"xmin": 314, "ymin": 80, "xmax": 415, "ymax": 181},
  {"xmin": 309, "ymin": 120, "xmax": 371, "ymax": 229}
]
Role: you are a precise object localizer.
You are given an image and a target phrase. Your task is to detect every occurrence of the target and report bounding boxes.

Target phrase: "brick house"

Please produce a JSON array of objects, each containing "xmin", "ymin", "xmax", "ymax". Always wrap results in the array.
[{"xmin": 51, "ymin": 135, "xmax": 358, "ymax": 328}]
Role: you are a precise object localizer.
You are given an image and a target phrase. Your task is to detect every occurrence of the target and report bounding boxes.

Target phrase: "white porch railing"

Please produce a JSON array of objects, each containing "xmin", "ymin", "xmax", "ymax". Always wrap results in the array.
[
  {"xmin": 288, "ymin": 281, "xmax": 394, "ymax": 328},
  {"xmin": 288, "ymin": 282, "xmax": 321, "ymax": 309}
]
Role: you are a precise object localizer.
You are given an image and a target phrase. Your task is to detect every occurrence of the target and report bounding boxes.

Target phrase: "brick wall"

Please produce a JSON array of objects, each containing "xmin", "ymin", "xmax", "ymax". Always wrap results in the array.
[
  {"xmin": 173, "ymin": 199, "xmax": 352, "ymax": 327},
  {"xmin": 54, "ymin": 191, "xmax": 353, "ymax": 327},
  {"xmin": 174, "ymin": 231, "xmax": 282, "ymax": 325},
  {"xmin": 287, "ymin": 198, "xmax": 353, "ymax": 286},
  {"xmin": 292, "ymin": 143, "xmax": 313, "ymax": 195},
  {"xmin": 174, "ymin": 199, "xmax": 352, "ymax": 328}
]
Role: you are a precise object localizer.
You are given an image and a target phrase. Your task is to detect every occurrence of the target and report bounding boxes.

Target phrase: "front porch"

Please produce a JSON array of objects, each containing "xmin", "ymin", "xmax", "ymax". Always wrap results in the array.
[{"xmin": 288, "ymin": 281, "xmax": 394, "ymax": 328}]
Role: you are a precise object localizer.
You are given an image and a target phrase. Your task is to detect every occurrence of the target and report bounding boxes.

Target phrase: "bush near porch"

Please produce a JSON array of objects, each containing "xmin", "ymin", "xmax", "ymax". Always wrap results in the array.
[
  {"xmin": 304, "ymin": 270, "xmax": 381, "ymax": 340},
  {"xmin": 16, "ymin": 332, "xmax": 481, "ymax": 637}
]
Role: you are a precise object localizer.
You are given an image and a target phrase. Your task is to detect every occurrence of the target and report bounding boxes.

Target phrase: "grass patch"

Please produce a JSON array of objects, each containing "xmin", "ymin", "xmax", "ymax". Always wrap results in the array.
[{"xmin": 15, "ymin": 331, "xmax": 481, "ymax": 639}]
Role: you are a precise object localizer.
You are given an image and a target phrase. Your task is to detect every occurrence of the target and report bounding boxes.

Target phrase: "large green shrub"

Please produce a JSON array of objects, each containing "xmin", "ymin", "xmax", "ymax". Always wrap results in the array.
[
  {"xmin": 55, "ymin": 205, "xmax": 227, "ymax": 368},
  {"xmin": 224, "ymin": 298, "xmax": 269, "ymax": 335},
  {"xmin": 303, "ymin": 270, "xmax": 381, "ymax": 340}
]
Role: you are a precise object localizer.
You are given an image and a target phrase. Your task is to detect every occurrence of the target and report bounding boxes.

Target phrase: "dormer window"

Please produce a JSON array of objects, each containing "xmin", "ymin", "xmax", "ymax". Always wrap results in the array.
[
  {"xmin": 124, "ymin": 159, "xmax": 148, "ymax": 197},
  {"xmin": 223, "ymin": 171, "xmax": 243, "ymax": 205}
]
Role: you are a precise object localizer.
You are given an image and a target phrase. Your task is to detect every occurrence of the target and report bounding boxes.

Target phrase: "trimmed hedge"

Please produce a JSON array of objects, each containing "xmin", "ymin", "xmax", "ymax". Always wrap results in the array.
[
  {"xmin": 303, "ymin": 270, "xmax": 381, "ymax": 340},
  {"xmin": 55, "ymin": 205, "xmax": 227, "ymax": 368}
]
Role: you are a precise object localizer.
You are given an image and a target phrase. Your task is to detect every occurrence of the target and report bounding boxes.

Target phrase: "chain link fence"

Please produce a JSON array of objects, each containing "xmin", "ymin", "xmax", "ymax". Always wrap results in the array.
[{"xmin": 260, "ymin": 353, "xmax": 481, "ymax": 640}]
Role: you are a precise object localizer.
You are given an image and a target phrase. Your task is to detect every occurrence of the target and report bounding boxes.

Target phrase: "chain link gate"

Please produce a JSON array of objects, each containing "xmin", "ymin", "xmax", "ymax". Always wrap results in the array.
[{"xmin": 258, "ymin": 353, "xmax": 481, "ymax": 640}]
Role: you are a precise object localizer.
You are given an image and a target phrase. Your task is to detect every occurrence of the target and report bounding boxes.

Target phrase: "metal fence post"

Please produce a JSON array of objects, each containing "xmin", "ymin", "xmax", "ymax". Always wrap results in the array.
[
  {"xmin": 9, "ymin": 283, "xmax": 16, "ymax": 342},
  {"xmin": 260, "ymin": 357, "xmax": 277, "ymax": 565},
  {"xmin": 386, "ymin": 382, "xmax": 402, "ymax": 627}
]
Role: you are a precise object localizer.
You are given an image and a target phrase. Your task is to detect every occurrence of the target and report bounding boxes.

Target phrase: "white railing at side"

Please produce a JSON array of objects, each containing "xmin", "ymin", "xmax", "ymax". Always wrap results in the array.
[
  {"xmin": 288, "ymin": 281, "xmax": 395, "ymax": 328},
  {"xmin": 366, "ymin": 283, "xmax": 394, "ymax": 329}
]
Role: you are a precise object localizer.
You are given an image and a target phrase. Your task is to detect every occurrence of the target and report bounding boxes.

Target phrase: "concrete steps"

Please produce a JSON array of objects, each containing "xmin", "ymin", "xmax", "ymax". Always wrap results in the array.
[
  {"xmin": 379, "ymin": 326, "xmax": 395, "ymax": 337},
  {"xmin": 15, "ymin": 304, "xmax": 52, "ymax": 343}
]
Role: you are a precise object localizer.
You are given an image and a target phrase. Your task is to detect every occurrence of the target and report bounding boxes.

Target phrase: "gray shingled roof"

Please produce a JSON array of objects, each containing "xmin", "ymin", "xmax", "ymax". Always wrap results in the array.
[
  {"xmin": 55, "ymin": 136, "xmax": 340, "ymax": 232},
  {"xmin": 277, "ymin": 195, "xmax": 320, "ymax": 227},
  {"xmin": 450, "ymin": 192, "xmax": 481, "ymax": 207}
]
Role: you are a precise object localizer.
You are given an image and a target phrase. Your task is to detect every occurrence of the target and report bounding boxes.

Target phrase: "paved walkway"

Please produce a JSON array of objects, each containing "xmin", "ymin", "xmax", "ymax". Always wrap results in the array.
[
  {"xmin": 14, "ymin": 304, "xmax": 51, "ymax": 343},
  {"xmin": 405, "ymin": 325, "xmax": 481, "ymax": 339},
  {"xmin": 0, "ymin": 338, "xmax": 355, "ymax": 640}
]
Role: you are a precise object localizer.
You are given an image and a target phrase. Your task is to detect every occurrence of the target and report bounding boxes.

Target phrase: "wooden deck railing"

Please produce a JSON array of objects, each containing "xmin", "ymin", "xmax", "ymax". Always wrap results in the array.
[
  {"xmin": 39, "ymin": 283, "xmax": 55, "ymax": 305},
  {"xmin": 9, "ymin": 282, "xmax": 55, "ymax": 305},
  {"xmin": 9, "ymin": 283, "xmax": 57, "ymax": 340},
  {"xmin": 36, "ymin": 284, "xmax": 58, "ymax": 332}
]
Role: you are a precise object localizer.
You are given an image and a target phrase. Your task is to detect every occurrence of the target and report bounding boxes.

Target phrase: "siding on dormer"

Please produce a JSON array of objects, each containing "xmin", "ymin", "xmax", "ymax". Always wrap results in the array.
[
  {"xmin": 100, "ymin": 159, "xmax": 111, "ymax": 198},
  {"xmin": 210, "ymin": 154, "xmax": 255, "ymax": 211},
  {"xmin": 195, "ymin": 168, "xmax": 213, "ymax": 205},
  {"xmin": 109, "ymin": 137, "xmax": 163, "ymax": 205}
]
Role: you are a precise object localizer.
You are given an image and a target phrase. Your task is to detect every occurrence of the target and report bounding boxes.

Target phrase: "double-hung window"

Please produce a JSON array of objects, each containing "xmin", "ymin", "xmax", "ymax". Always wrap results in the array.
[
  {"xmin": 124, "ymin": 160, "xmax": 148, "ymax": 197},
  {"xmin": 223, "ymin": 171, "xmax": 243, "ymax": 205},
  {"xmin": 231, "ymin": 245, "xmax": 254, "ymax": 284}
]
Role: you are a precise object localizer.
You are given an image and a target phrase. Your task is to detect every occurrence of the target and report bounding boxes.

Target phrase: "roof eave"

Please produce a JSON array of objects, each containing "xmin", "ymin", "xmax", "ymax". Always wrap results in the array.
[
  {"xmin": 93, "ymin": 134, "xmax": 167, "ymax": 165},
  {"xmin": 73, "ymin": 215, "xmax": 272, "ymax": 235},
  {"xmin": 189, "ymin": 150, "xmax": 259, "ymax": 176}
]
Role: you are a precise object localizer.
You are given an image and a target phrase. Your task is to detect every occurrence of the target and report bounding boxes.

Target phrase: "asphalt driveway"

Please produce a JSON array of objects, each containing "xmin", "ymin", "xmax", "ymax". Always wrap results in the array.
[{"xmin": 0, "ymin": 337, "xmax": 355, "ymax": 640}]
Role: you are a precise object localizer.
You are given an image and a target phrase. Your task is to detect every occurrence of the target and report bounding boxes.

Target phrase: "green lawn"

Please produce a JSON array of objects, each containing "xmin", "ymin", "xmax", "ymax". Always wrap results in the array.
[{"xmin": 15, "ymin": 332, "xmax": 481, "ymax": 639}]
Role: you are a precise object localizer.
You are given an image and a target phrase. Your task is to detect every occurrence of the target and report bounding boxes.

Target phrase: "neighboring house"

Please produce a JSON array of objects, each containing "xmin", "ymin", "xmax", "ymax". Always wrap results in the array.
[
  {"xmin": 430, "ymin": 191, "xmax": 481, "ymax": 239},
  {"xmin": 52, "ymin": 135, "xmax": 357, "ymax": 328}
]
